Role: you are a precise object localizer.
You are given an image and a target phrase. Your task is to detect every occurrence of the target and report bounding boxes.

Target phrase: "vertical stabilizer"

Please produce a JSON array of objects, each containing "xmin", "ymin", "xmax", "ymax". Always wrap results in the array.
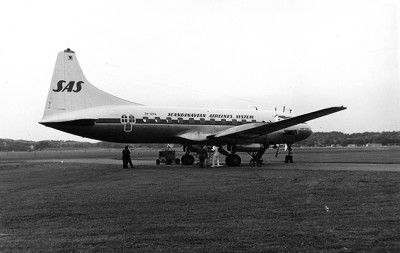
[{"xmin": 42, "ymin": 49, "xmax": 138, "ymax": 121}]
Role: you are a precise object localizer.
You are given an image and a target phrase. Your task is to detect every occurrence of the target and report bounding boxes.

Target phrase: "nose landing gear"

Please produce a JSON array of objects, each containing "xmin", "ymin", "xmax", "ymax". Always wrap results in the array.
[{"xmin": 284, "ymin": 144, "xmax": 294, "ymax": 163}]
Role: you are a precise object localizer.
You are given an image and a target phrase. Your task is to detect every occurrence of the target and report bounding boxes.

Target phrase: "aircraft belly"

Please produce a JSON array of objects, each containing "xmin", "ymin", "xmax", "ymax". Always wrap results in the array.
[{"xmin": 44, "ymin": 120, "xmax": 310, "ymax": 145}]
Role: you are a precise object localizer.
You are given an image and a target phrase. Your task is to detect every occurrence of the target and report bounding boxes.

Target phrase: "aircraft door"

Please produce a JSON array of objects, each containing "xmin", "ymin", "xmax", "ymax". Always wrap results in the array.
[{"xmin": 121, "ymin": 114, "xmax": 135, "ymax": 132}]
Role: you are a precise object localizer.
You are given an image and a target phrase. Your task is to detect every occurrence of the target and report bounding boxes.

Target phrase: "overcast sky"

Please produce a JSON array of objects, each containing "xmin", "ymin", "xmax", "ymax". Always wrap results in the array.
[{"xmin": 1, "ymin": 0, "xmax": 399, "ymax": 142}]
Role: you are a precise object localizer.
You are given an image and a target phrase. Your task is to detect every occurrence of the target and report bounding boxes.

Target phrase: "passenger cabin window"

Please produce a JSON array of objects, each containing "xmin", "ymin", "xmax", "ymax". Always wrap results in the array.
[
  {"xmin": 189, "ymin": 118, "xmax": 194, "ymax": 124},
  {"xmin": 210, "ymin": 119, "xmax": 216, "ymax": 125},
  {"xmin": 221, "ymin": 119, "xmax": 226, "ymax": 125},
  {"xmin": 129, "ymin": 115, "xmax": 135, "ymax": 123},
  {"xmin": 155, "ymin": 117, "xmax": 160, "ymax": 123},
  {"xmin": 120, "ymin": 114, "xmax": 128, "ymax": 124},
  {"xmin": 232, "ymin": 119, "xmax": 237, "ymax": 125},
  {"xmin": 200, "ymin": 118, "xmax": 205, "ymax": 124},
  {"xmin": 143, "ymin": 117, "xmax": 148, "ymax": 123},
  {"xmin": 167, "ymin": 117, "xmax": 172, "ymax": 123},
  {"xmin": 178, "ymin": 118, "xmax": 183, "ymax": 124}
]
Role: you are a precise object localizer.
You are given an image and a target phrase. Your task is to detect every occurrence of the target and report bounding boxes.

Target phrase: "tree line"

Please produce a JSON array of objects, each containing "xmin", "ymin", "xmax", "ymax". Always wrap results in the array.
[
  {"xmin": 0, "ymin": 139, "xmax": 169, "ymax": 152},
  {"xmin": 296, "ymin": 131, "xmax": 400, "ymax": 147},
  {"xmin": 1, "ymin": 131, "xmax": 399, "ymax": 152}
]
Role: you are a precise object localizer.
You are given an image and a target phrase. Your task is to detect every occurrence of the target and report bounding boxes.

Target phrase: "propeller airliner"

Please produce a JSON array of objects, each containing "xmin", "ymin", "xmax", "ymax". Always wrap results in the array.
[{"xmin": 40, "ymin": 49, "xmax": 346, "ymax": 166}]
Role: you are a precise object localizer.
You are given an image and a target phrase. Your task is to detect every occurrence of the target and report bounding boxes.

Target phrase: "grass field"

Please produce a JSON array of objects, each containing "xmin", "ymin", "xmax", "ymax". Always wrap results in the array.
[
  {"xmin": 0, "ymin": 148, "xmax": 400, "ymax": 252},
  {"xmin": 1, "ymin": 146, "xmax": 400, "ymax": 164}
]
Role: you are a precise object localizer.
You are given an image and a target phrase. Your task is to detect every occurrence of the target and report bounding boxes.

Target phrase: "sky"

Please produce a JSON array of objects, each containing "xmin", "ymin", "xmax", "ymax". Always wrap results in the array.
[{"xmin": 1, "ymin": 0, "xmax": 399, "ymax": 142}]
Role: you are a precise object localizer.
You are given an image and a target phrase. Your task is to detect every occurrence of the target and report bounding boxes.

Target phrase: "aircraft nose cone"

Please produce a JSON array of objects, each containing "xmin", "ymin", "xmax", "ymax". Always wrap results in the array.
[
  {"xmin": 298, "ymin": 125, "xmax": 312, "ymax": 140},
  {"xmin": 303, "ymin": 128, "xmax": 312, "ymax": 139}
]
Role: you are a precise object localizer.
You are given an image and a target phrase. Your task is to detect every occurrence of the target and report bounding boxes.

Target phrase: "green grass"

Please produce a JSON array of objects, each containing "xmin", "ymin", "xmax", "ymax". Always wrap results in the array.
[{"xmin": 1, "ymin": 160, "xmax": 400, "ymax": 252}]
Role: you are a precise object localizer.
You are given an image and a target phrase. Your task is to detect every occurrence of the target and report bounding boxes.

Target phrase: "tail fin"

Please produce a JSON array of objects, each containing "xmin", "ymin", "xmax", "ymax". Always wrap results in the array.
[{"xmin": 41, "ymin": 49, "xmax": 138, "ymax": 121}]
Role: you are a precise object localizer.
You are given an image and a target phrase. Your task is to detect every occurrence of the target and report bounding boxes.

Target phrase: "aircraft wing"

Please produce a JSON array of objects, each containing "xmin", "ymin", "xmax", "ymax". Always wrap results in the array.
[{"xmin": 208, "ymin": 106, "xmax": 347, "ymax": 140}]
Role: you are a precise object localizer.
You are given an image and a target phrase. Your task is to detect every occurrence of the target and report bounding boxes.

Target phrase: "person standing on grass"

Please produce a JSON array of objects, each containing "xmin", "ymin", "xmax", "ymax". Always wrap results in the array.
[
  {"xmin": 197, "ymin": 145, "xmax": 208, "ymax": 168},
  {"xmin": 122, "ymin": 146, "xmax": 134, "ymax": 168},
  {"xmin": 211, "ymin": 145, "xmax": 220, "ymax": 167}
]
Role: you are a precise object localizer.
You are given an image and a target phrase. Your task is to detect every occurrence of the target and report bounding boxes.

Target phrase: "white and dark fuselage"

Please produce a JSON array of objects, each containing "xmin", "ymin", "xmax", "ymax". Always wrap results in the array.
[{"xmin": 42, "ymin": 105, "xmax": 312, "ymax": 145}]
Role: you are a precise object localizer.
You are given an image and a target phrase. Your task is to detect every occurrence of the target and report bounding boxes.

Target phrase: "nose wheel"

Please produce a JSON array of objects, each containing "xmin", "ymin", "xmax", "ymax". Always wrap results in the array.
[{"xmin": 284, "ymin": 155, "xmax": 293, "ymax": 163}]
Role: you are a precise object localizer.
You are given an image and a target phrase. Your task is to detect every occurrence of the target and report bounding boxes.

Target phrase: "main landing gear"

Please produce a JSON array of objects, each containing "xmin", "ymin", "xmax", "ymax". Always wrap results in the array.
[
  {"xmin": 223, "ymin": 144, "xmax": 268, "ymax": 167},
  {"xmin": 181, "ymin": 154, "xmax": 195, "ymax": 165},
  {"xmin": 225, "ymin": 154, "xmax": 241, "ymax": 167},
  {"xmin": 181, "ymin": 145, "xmax": 195, "ymax": 165},
  {"xmin": 249, "ymin": 145, "xmax": 268, "ymax": 167},
  {"xmin": 180, "ymin": 144, "xmax": 270, "ymax": 167},
  {"xmin": 218, "ymin": 145, "xmax": 241, "ymax": 167}
]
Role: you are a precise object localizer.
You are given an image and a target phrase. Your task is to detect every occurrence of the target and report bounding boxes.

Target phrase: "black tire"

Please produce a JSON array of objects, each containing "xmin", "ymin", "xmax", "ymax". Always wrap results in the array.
[
  {"xmin": 181, "ymin": 155, "xmax": 187, "ymax": 165},
  {"xmin": 231, "ymin": 154, "xmax": 241, "ymax": 166},
  {"xmin": 181, "ymin": 154, "xmax": 194, "ymax": 165},
  {"xmin": 225, "ymin": 155, "xmax": 233, "ymax": 166},
  {"xmin": 156, "ymin": 159, "xmax": 160, "ymax": 165},
  {"xmin": 175, "ymin": 158, "xmax": 180, "ymax": 164},
  {"xmin": 183, "ymin": 155, "xmax": 194, "ymax": 165}
]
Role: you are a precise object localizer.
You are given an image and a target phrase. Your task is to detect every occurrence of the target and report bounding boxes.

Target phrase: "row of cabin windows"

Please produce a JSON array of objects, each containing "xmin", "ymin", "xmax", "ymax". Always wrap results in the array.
[{"xmin": 138, "ymin": 117, "xmax": 259, "ymax": 125}]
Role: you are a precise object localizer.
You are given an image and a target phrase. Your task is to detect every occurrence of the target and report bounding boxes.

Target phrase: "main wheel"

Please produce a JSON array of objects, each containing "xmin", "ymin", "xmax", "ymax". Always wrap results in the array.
[
  {"xmin": 156, "ymin": 159, "xmax": 160, "ymax": 165},
  {"xmin": 225, "ymin": 155, "xmax": 233, "ymax": 166},
  {"xmin": 226, "ymin": 154, "xmax": 241, "ymax": 167},
  {"xmin": 182, "ymin": 154, "xmax": 195, "ymax": 165},
  {"xmin": 231, "ymin": 154, "xmax": 241, "ymax": 166},
  {"xmin": 175, "ymin": 158, "xmax": 180, "ymax": 164}
]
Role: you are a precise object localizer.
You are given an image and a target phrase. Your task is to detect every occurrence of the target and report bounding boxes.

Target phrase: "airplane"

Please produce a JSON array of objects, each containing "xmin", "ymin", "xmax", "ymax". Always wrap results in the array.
[{"xmin": 40, "ymin": 48, "xmax": 346, "ymax": 167}]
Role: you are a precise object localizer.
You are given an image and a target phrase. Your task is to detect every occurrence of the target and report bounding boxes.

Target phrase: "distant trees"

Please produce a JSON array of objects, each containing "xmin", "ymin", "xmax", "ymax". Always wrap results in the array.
[
  {"xmin": 0, "ymin": 139, "xmax": 173, "ymax": 152},
  {"xmin": 297, "ymin": 131, "xmax": 400, "ymax": 147},
  {"xmin": 35, "ymin": 141, "xmax": 51, "ymax": 150},
  {"xmin": 1, "ymin": 131, "xmax": 400, "ymax": 151}
]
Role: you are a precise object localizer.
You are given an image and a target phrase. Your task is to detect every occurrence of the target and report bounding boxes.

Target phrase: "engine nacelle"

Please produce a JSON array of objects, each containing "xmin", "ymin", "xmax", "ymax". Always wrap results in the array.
[{"xmin": 230, "ymin": 144, "xmax": 267, "ymax": 152}]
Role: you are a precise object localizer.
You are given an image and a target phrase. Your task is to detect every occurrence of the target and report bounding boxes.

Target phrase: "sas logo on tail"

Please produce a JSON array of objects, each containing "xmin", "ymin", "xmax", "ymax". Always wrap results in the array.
[{"xmin": 53, "ymin": 80, "xmax": 83, "ymax": 93}]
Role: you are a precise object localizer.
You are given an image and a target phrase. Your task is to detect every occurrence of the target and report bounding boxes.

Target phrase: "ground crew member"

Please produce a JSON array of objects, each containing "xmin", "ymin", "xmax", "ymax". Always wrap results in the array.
[
  {"xmin": 122, "ymin": 145, "xmax": 134, "ymax": 168},
  {"xmin": 197, "ymin": 145, "xmax": 208, "ymax": 168},
  {"xmin": 211, "ymin": 145, "xmax": 220, "ymax": 167}
]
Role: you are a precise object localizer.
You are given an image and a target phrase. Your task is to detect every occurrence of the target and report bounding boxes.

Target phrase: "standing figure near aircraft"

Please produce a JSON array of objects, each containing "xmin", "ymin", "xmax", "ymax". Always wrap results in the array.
[
  {"xmin": 122, "ymin": 146, "xmax": 134, "ymax": 168},
  {"xmin": 211, "ymin": 146, "xmax": 220, "ymax": 167},
  {"xmin": 197, "ymin": 146, "xmax": 208, "ymax": 168}
]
